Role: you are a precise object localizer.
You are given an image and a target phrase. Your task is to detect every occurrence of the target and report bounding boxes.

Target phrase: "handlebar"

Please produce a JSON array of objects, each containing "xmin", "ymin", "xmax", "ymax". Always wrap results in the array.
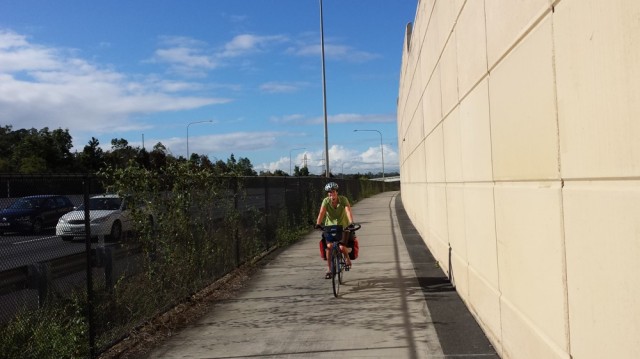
[{"xmin": 314, "ymin": 223, "xmax": 361, "ymax": 232}]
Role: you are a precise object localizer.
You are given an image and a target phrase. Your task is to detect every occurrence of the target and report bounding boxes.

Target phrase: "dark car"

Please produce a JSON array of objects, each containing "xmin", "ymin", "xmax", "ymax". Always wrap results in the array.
[{"xmin": 0, "ymin": 195, "xmax": 75, "ymax": 235}]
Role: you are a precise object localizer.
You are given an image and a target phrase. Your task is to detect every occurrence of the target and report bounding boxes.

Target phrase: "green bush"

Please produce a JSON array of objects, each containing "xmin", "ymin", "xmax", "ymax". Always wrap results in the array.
[{"xmin": 0, "ymin": 298, "xmax": 87, "ymax": 359}]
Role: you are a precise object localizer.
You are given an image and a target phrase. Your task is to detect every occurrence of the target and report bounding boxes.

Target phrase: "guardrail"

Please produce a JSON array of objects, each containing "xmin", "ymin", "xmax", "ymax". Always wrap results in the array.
[{"xmin": 0, "ymin": 244, "xmax": 141, "ymax": 310}]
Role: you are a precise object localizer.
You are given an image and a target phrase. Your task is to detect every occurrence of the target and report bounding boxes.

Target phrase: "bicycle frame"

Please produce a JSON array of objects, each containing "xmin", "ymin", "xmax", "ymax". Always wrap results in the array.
[
  {"xmin": 323, "ymin": 225, "xmax": 346, "ymax": 297},
  {"xmin": 319, "ymin": 224, "xmax": 360, "ymax": 298}
]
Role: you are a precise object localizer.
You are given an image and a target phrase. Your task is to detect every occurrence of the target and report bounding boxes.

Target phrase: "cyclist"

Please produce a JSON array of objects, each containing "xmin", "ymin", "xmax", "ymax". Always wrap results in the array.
[{"xmin": 315, "ymin": 182, "xmax": 355, "ymax": 279}]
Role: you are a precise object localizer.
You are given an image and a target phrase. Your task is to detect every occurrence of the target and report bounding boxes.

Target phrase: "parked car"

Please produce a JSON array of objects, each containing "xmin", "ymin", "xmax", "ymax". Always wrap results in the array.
[
  {"xmin": 56, "ymin": 194, "xmax": 151, "ymax": 242},
  {"xmin": 0, "ymin": 195, "xmax": 75, "ymax": 235}
]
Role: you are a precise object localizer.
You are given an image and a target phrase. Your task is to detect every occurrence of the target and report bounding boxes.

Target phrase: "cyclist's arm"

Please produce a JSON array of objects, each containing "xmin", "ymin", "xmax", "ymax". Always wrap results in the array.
[
  {"xmin": 345, "ymin": 202, "xmax": 354, "ymax": 225},
  {"xmin": 316, "ymin": 204, "xmax": 327, "ymax": 226}
]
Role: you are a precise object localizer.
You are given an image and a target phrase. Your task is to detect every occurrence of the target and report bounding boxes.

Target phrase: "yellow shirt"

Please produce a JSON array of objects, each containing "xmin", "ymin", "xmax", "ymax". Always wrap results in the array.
[{"xmin": 321, "ymin": 195, "xmax": 350, "ymax": 227}]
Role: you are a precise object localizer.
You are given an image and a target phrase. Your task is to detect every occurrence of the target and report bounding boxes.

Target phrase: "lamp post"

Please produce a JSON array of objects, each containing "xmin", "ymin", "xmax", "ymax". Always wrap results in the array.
[
  {"xmin": 289, "ymin": 147, "xmax": 306, "ymax": 176},
  {"xmin": 186, "ymin": 120, "xmax": 213, "ymax": 159},
  {"xmin": 354, "ymin": 129, "xmax": 385, "ymax": 181},
  {"xmin": 319, "ymin": 0, "xmax": 330, "ymax": 177}
]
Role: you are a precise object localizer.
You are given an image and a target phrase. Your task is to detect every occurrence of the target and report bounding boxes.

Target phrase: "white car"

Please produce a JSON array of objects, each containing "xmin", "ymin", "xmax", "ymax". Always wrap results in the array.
[{"xmin": 56, "ymin": 194, "xmax": 137, "ymax": 242}]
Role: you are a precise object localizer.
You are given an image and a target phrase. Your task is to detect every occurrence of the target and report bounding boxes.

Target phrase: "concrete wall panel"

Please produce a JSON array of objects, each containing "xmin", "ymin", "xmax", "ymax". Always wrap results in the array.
[
  {"xmin": 467, "ymin": 266, "xmax": 502, "ymax": 355},
  {"xmin": 407, "ymin": 141, "xmax": 426, "ymax": 184},
  {"xmin": 500, "ymin": 298, "xmax": 569, "ymax": 359},
  {"xmin": 489, "ymin": 17, "xmax": 559, "ymax": 181},
  {"xmin": 446, "ymin": 183, "xmax": 468, "ymax": 297},
  {"xmin": 425, "ymin": 124, "xmax": 445, "ymax": 183},
  {"xmin": 563, "ymin": 181, "xmax": 640, "ymax": 358},
  {"xmin": 404, "ymin": 101, "xmax": 424, "ymax": 160},
  {"xmin": 463, "ymin": 183, "xmax": 501, "ymax": 350},
  {"xmin": 440, "ymin": 31, "xmax": 459, "ymax": 117},
  {"xmin": 464, "ymin": 184, "xmax": 499, "ymax": 290},
  {"xmin": 484, "ymin": 0, "xmax": 551, "ymax": 68},
  {"xmin": 459, "ymin": 79, "xmax": 493, "ymax": 182},
  {"xmin": 427, "ymin": 184, "xmax": 449, "ymax": 269},
  {"xmin": 455, "ymin": 0, "xmax": 488, "ymax": 99},
  {"xmin": 494, "ymin": 182, "xmax": 568, "ymax": 353},
  {"xmin": 554, "ymin": 0, "xmax": 640, "ymax": 178},
  {"xmin": 422, "ymin": 66, "xmax": 442, "ymax": 135},
  {"xmin": 443, "ymin": 108, "xmax": 463, "ymax": 182}
]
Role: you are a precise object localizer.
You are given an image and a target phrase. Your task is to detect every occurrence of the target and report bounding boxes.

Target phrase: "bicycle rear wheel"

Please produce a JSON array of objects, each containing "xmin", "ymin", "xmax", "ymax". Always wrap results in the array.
[
  {"xmin": 331, "ymin": 249, "xmax": 340, "ymax": 297},
  {"xmin": 338, "ymin": 253, "xmax": 345, "ymax": 284}
]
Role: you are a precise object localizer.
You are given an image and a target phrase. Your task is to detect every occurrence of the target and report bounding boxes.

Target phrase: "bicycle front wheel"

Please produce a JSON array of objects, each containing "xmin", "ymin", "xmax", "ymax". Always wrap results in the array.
[
  {"xmin": 331, "ymin": 249, "xmax": 340, "ymax": 297},
  {"xmin": 338, "ymin": 253, "xmax": 345, "ymax": 284}
]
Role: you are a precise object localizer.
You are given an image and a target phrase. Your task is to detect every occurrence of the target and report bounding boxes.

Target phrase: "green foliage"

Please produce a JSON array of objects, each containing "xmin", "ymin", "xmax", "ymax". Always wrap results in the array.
[
  {"xmin": 294, "ymin": 165, "xmax": 310, "ymax": 176},
  {"xmin": 0, "ymin": 126, "xmax": 76, "ymax": 173},
  {"xmin": 0, "ymin": 164, "xmax": 391, "ymax": 356},
  {"xmin": 0, "ymin": 126, "xmax": 263, "ymax": 176},
  {"xmin": 0, "ymin": 296, "xmax": 87, "ymax": 359}
]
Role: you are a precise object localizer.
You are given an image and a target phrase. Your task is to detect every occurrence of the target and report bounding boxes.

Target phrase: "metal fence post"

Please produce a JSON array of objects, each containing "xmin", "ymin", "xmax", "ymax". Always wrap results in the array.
[
  {"xmin": 264, "ymin": 177, "xmax": 269, "ymax": 249},
  {"xmin": 83, "ymin": 176, "xmax": 95, "ymax": 358},
  {"xmin": 95, "ymin": 247, "xmax": 114, "ymax": 292},
  {"xmin": 27, "ymin": 263, "xmax": 49, "ymax": 307},
  {"xmin": 233, "ymin": 178, "xmax": 240, "ymax": 267}
]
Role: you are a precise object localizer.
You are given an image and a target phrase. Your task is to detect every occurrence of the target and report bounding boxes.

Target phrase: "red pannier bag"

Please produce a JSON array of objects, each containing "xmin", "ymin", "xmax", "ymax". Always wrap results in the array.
[
  {"xmin": 319, "ymin": 238, "xmax": 327, "ymax": 260},
  {"xmin": 348, "ymin": 237, "xmax": 359, "ymax": 260},
  {"xmin": 320, "ymin": 236, "xmax": 359, "ymax": 260}
]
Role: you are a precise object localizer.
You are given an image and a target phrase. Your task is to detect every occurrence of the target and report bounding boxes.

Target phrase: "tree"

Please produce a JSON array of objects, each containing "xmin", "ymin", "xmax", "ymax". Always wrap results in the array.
[
  {"xmin": 225, "ymin": 154, "xmax": 256, "ymax": 176},
  {"xmin": 212, "ymin": 159, "xmax": 228, "ymax": 175},
  {"xmin": 6, "ymin": 127, "xmax": 75, "ymax": 173},
  {"xmin": 0, "ymin": 126, "xmax": 17, "ymax": 172},
  {"xmin": 235, "ymin": 157, "xmax": 257, "ymax": 176},
  {"xmin": 78, "ymin": 137, "xmax": 105, "ymax": 173},
  {"xmin": 46, "ymin": 128, "xmax": 75, "ymax": 171},
  {"xmin": 149, "ymin": 142, "xmax": 168, "ymax": 171},
  {"xmin": 105, "ymin": 138, "xmax": 138, "ymax": 169},
  {"xmin": 294, "ymin": 165, "xmax": 309, "ymax": 177},
  {"xmin": 18, "ymin": 156, "xmax": 47, "ymax": 174},
  {"xmin": 259, "ymin": 169, "xmax": 288, "ymax": 176}
]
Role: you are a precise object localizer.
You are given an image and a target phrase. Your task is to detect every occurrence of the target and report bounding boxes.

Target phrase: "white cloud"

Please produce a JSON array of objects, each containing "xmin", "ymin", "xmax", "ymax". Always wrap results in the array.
[
  {"xmin": 0, "ymin": 30, "xmax": 229, "ymax": 135},
  {"xmin": 289, "ymin": 40, "xmax": 379, "ymax": 63},
  {"xmin": 269, "ymin": 113, "xmax": 395, "ymax": 126},
  {"xmin": 0, "ymin": 30, "xmax": 61, "ymax": 72},
  {"xmin": 155, "ymin": 47, "xmax": 217, "ymax": 69},
  {"xmin": 269, "ymin": 114, "xmax": 306, "ymax": 123},
  {"xmin": 260, "ymin": 81, "xmax": 307, "ymax": 94},
  {"xmin": 307, "ymin": 113, "xmax": 396, "ymax": 125},
  {"xmin": 169, "ymin": 131, "xmax": 285, "ymax": 157},
  {"xmin": 220, "ymin": 34, "xmax": 288, "ymax": 58},
  {"xmin": 150, "ymin": 36, "xmax": 218, "ymax": 76},
  {"xmin": 255, "ymin": 144, "xmax": 398, "ymax": 175}
]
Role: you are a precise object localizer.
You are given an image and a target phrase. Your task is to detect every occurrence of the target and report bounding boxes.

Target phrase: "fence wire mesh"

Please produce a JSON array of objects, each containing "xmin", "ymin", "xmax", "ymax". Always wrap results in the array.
[{"xmin": 0, "ymin": 174, "xmax": 397, "ymax": 358}]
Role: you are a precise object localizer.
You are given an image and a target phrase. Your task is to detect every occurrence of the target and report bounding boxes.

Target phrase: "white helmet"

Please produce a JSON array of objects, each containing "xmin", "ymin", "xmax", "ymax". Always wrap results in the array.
[{"xmin": 324, "ymin": 182, "xmax": 339, "ymax": 192}]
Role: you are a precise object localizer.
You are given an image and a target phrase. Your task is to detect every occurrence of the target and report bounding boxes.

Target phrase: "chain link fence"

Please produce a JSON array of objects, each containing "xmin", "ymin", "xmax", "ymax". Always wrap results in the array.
[{"xmin": 0, "ymin": 174, "xmax": 398, "ymax": 358}]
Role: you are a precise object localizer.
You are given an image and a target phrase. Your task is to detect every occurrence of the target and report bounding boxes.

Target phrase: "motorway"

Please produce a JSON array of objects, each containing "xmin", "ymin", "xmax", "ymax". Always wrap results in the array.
[{"xmin": 0, "ymin": 229, "xmax": 98, "ymax": 272}]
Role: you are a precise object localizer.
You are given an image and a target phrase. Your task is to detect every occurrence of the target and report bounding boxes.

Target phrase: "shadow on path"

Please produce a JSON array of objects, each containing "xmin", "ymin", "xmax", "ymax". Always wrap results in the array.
[{"xmin": 394, "ymin": 194, "xmax": 500, "ymax": 358}]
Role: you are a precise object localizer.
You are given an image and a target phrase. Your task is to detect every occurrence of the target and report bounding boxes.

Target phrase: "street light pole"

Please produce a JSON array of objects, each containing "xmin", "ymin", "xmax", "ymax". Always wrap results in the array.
[
  {"xmin": 354, "ymin": 129, "xmax": 385, "ymax": 181},
  {"xmin": 289, "ymin": 147, "xmax": 306, "ymax": 176},
  {"xmin": 186, "ymin": 120, "xmax": 213, "ymax": 159},
  {"xmin": 319, "ymin": 0, "xmax": 330, "ymax": 177}
]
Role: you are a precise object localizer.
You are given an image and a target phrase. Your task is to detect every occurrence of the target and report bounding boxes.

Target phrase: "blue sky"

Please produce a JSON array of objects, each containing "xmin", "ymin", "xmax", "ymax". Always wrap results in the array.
[{"xmin": 0, "ymin": 0, "xmax": 416, "ymax": 175}]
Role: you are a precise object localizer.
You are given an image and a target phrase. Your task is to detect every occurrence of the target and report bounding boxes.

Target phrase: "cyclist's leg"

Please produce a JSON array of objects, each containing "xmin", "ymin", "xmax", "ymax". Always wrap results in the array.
[
  {"xmin": 325, "ymin": 241, "xmax": 333, "ymax": 278},
  {"xmin": 339, "ymin": 233, "xmax": 352, "ymax": 267}
]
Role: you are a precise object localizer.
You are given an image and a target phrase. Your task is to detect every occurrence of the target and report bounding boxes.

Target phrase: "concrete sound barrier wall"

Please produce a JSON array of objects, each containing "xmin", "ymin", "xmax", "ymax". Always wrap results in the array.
[{"xmin": 396, "ymin": 1, "xmax": 640, "ymax": 358}]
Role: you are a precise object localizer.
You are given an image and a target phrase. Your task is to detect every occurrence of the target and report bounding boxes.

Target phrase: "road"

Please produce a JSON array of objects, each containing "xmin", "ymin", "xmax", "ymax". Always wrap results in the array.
[{"xmin": 0, "ymin": 230, "xmax": 88, "ymax": 272}]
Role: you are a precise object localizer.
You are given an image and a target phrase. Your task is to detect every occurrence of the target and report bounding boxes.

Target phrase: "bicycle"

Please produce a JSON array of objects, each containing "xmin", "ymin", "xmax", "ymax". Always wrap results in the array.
[{"xmin": 317, "ymin": 223, "xmax": 361, "ymax": 297}]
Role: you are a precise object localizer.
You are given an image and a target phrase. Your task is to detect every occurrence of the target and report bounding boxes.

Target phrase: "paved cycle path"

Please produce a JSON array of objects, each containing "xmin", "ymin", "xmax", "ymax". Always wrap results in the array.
[{"xmin": 145, "ymin": 191, "xmax": 498, "ymax": 358}]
